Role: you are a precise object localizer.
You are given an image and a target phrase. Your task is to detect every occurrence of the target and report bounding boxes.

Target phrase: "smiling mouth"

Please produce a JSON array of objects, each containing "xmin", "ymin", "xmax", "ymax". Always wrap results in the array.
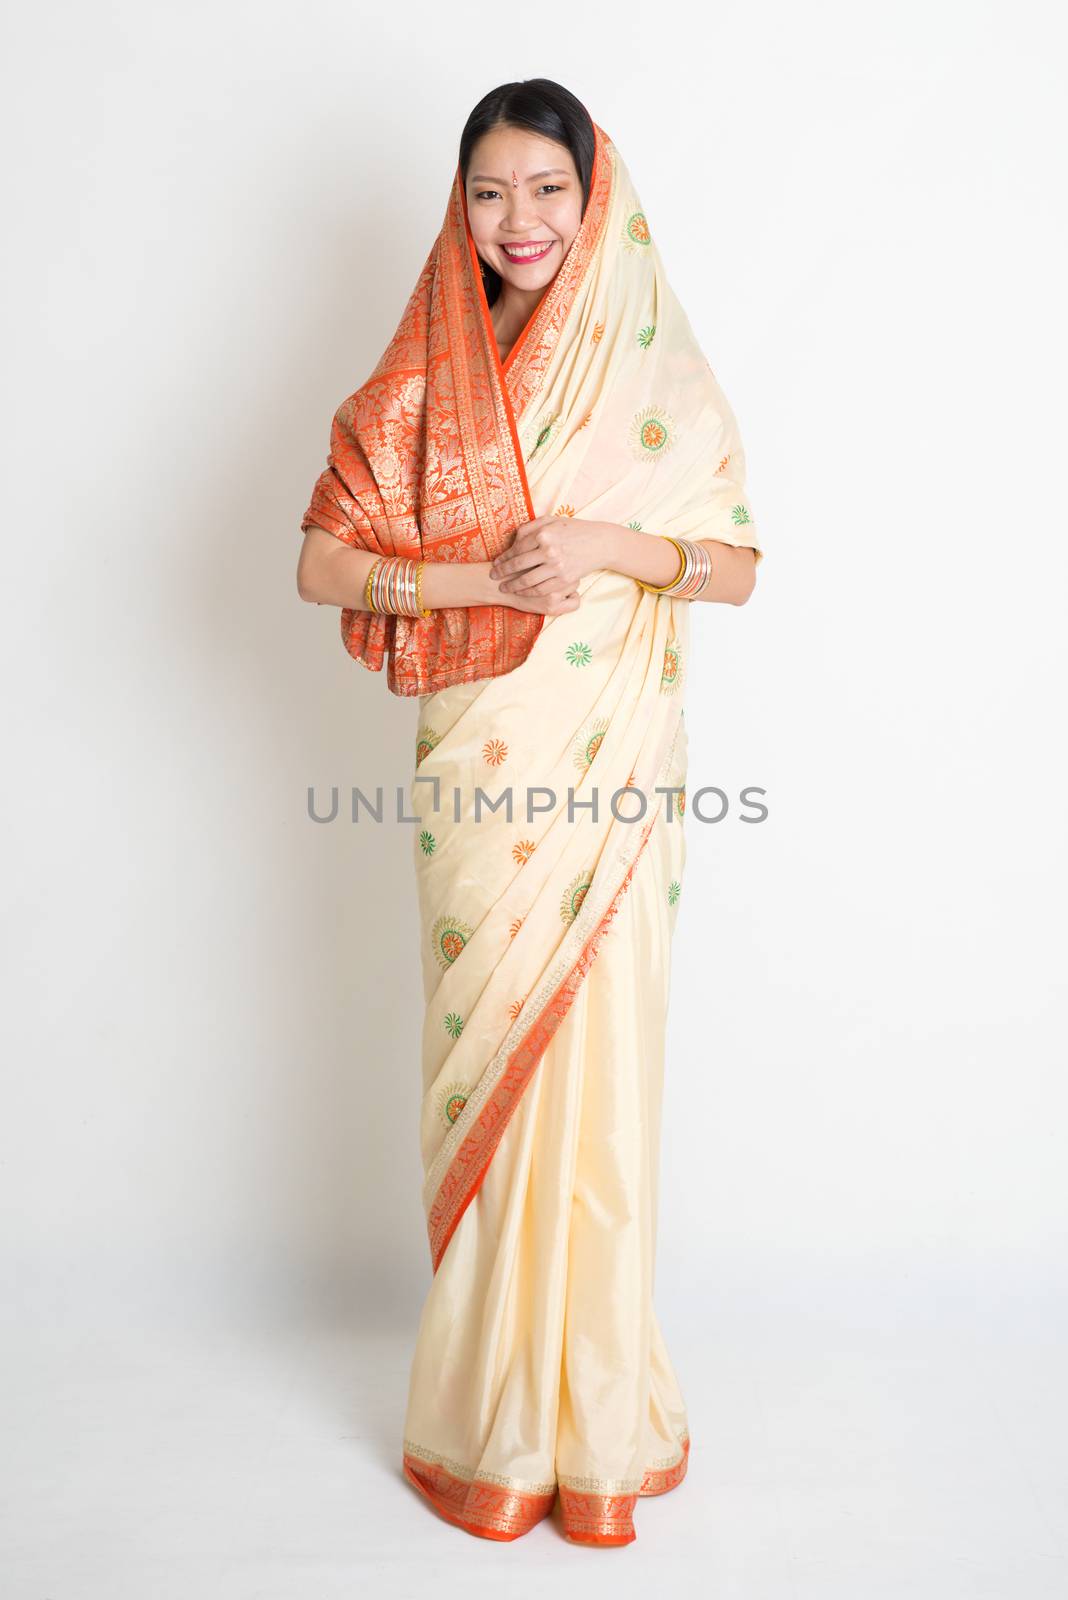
[{"xmin": 500, "ymin": 241, "xmax": 555, "ymax": 263}]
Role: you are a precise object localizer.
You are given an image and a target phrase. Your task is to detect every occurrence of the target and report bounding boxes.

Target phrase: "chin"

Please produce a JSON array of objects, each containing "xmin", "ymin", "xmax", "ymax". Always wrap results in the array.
[{"xmin": 501, "ymin": 269, "xmax": 556, "ymax": 289}]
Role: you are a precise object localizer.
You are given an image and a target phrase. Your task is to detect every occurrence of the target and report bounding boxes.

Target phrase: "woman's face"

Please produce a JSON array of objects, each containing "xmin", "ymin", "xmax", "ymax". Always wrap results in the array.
[{"xmin": 465, "ymin": 125, "xmax": 583, "ymax": 293}]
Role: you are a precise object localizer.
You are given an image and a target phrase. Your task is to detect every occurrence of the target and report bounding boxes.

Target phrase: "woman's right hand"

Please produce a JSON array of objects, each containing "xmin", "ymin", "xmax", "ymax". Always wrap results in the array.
[
  {"xmin": 480, "ymin": 560, "xmax": 579, "ymax": 615},
  {"xmin": 497, "ymin": 585, "xmax": 581, "ymax": 616}
]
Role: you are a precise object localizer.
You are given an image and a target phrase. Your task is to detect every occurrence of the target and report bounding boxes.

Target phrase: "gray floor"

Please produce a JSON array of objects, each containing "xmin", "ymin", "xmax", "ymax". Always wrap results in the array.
[{"xmin": 3, "ymin": 1260, "xmax": 1064, "ymax": 1599}]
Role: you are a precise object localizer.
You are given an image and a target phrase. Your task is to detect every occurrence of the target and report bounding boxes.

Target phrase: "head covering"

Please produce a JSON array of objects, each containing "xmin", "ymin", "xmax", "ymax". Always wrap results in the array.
[{"xmin": 300, "ymin": 117, "xmax": 761, "ymax": 697}]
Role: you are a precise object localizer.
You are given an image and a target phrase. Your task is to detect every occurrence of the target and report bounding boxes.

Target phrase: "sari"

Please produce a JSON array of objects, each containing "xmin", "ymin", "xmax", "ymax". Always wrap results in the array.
[{"xmin": 301, "ymin": 117, "xmax": 762, "ymax": 1545}]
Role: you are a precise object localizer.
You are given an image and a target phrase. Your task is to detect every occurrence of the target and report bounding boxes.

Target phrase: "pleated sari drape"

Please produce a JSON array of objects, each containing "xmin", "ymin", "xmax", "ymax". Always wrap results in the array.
[{"xmin": 392, "ymin": 126, "xmax": 763, "ymax": 1545}]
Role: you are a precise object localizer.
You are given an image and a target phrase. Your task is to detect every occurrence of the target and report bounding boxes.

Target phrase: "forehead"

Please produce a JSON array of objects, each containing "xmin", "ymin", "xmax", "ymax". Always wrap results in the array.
[{"xmin": 467, "ymin": 125, "xmax": 576, "ymax": 181}]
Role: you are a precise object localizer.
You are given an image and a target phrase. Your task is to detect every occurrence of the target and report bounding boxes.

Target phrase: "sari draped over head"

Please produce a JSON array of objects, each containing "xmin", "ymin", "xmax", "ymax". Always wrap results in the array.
[{"xmin": 300, "ymin": 118, "xmax": 762, "ymax": 1545}]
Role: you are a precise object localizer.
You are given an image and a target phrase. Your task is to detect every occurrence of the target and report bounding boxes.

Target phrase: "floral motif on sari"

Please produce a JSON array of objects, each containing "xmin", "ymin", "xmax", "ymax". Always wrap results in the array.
[{"xmin": 430, "ymin": 913, "xmax": 475, "ymax": 970}]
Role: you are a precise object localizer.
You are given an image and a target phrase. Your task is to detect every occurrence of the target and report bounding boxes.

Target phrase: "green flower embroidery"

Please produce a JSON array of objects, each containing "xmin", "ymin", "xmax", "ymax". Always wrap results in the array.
[
  {"xmin": 431, "ymin": 913, "xmax": 475, "ymax": 970},
  {"xmin": 418, "ymin": 829, "xmax": 436, "ymax": 856},
  {"xmin": 443, "ymin": 1012, "xmax": 464, "ymax": 1039},
  {"xmin": 528, "ymin": 410, "xmax": 562, "ymax": 455},
  {"xmin": 560, "ymin": 868, "xmax": 594, "ymax": 924},
  {"xmin": 731, "ymin": 504, "xmax": 752, "ymax": 525},
  {"xmin": 637, "ymin": 324, "xmax": 656, "ymax": 349},
  {"xmin": 436, "ymin": 1080, "xmax": 470, "ymax": 1127},
  {"xmin": 626, "ymin": 519, "xmax": 643, "ymax": 531},
  {"xmin": 668, "ymin": 879, "xmax": 681, "ymax": 906},
  {"xmin": 565, "ymin": 641, "xmax": 593, "ymax": 667}
]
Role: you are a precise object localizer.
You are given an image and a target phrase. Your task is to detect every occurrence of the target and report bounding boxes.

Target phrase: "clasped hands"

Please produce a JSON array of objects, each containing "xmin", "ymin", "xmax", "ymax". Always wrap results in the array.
[{"xmin": 488, "ymin": 514, "xmax": 611, "ymax": 615}]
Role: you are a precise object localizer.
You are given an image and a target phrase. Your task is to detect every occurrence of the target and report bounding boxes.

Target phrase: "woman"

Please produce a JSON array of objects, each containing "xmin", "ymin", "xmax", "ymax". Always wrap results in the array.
[{"xmin": 296, "ymin": 79, "xmax": 763, "ymax": 1546}]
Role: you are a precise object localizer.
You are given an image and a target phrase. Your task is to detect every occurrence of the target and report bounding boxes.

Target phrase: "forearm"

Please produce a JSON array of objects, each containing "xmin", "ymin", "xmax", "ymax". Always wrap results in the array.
[
  {"xmin": 298, "ymin": 534, "xmax": 499, "ymax": 610},
  {"xmin": 604, "ymin": 524, "xmax": 757, "ymax": 605}
]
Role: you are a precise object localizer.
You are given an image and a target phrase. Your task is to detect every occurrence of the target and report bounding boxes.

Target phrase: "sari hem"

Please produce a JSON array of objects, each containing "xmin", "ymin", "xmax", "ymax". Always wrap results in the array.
[
  {"xmin": 559, "ymin": 1485, "xmax": 639, "ymax": 1545},
  {"xmin": 401, "ymin": 1454, "xmax": 556, "ymax": 1541},
  {"xmin": 638, "ymin": 1429, "xmax": 691, "ymax": 1495},
  {"xmin": 401, "ymin": 1428, "xmax": 689, "ymax": 1542}
]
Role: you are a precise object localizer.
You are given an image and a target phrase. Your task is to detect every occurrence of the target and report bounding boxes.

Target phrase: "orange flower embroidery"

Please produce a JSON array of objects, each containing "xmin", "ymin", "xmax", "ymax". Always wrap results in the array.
[
  {"xmin": 591, "ymin": 321, "xmax": 605, "ymax": 344},
  {"xmin": 714, "ymin": 453, "xmax": 732, "ymax": 475},
  {"xmin": 507, "ymin": 996, "xmax": 528, "ymax": 1022},
  {"xmin": 554, "ymin": 504, "xmax": 576, "ymax": 518},
  {"xmin": 512, "ymin": 839, "xmax": 536, "ymax": 865},
  {"xmin": 482, "ymin": 738, "xmax": 508, "ymax": 766},
  {"xmin": 508, "ymin": 917, "xmax": 524, "ymax": 939},
  {"xmin": 577, "ymin": 410, "xmax": 593, "ymax": 430},
  {"xmin": 625, "ymin": 211, "xmax": 651, "ymax": 246}
]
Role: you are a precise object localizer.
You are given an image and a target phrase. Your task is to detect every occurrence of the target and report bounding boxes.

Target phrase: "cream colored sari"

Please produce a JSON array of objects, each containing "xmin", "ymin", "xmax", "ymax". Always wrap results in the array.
[{"xmin": 398, "ymin": 124, "xmax": 763, "ymax": 1544}]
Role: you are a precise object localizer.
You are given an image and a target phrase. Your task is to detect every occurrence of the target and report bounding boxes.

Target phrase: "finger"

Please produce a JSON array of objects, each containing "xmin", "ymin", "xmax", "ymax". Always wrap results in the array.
[
  {"xmin": 507, "ymin": 575, "xmax": 567, "ymax": 598},
  {"xmin": 498, "ymin": 559, "xmax": 551, "ymax": 588},
  {"xmin": 490, "ymin": 539, "xmax": 538, "ymax": 577},
  {"xmin": 491, "ymin": 552, "xmax": 526, "ymax": 577},
  {"xmin": 514, "ymin": 514, "xmax": 554, "ymax": 535}
]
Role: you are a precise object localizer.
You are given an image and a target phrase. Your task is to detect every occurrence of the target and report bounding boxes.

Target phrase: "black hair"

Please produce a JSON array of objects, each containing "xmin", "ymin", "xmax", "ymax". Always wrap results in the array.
[{"xmin": 458, "ymin": 78, "xmax": 596, "ymax": 308}]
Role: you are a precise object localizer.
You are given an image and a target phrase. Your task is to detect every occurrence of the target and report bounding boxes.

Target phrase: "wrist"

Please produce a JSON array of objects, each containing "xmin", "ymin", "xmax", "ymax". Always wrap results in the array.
[
  {"xmin": 614, "ymin": 526, "xmax": 685, "ymax": 590},
  {"xmin": 596, "ymin": 521, "xmax": 624, "ymax": 568},
  {"xmin": 611, "ymin": 523, "xmax": 651, "ymax": 580},
  {"xmin": 415, "ymin": 558, "xmax": 499, "ymax": 611},
  {"xmin": 477, "ymin": 560, "xmax": 503, "ymax": 606}
]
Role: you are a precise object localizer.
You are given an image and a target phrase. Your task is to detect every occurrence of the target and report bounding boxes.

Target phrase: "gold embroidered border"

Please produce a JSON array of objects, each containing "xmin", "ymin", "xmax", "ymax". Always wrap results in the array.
[
  {"xmin": 402, "ymin": 1450, "xmax": 556, "ymax": 1540},
  {"xmin": 504, "ymin": 123, "xmax": 617, "ymax": 426},
  {"xmin": 403, "ymin": 1426, "xmax": 690, "ymax": 1504},
  {"xmin": 639, "ymin": 1432, "xmax": 691, "ymax": 1497},
  {"xmin": 558, "ymin": 1485, "xmax": 638, "ymax": 1544},
  {"xmin": 402, "ymin": 1436, "xmax": 556, "ymax": 1496},
  {"xmin": 559, "ymin": 1471, "xmax": 643, "ymax": 1493},
  {"xmin": 558, "ymin": 1427, "xmax": 691, "ymax": 1495}
]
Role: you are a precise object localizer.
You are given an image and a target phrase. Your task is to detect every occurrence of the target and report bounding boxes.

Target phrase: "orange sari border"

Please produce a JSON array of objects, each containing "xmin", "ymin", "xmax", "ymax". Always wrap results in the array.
[
  {"xmin": 558, "ymin": 1485, "xmax": 639, "ymax": 1545},
  {"xmin": 638, "ymin": 1429, "xmax": 691, "ymax": 1496},
  {"xmin": 402, "ymin": 1453, "xmax": 555, "ymax": 1541},
  {"xmin": 402, "ymin": 1430, "xmax": 690, "ymax": 1543},
  {"xmin": 489, "ymin": 125, "xmax": 616, "ymax": 421},
  {"xmin": 426, "ymin": 802, "xmax": 660, "ymax": 1273}
]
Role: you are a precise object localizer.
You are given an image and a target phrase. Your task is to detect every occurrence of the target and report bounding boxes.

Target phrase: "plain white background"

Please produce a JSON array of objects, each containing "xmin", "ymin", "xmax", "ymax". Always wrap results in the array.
[{"xmin": 2, "ymin": 1, "xmax": 1065, "ymax": 1594}]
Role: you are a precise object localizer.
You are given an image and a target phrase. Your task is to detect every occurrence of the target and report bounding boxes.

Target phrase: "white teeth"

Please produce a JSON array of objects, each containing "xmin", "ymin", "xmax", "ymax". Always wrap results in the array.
[{"xmin": 503, "ymin": 242, "xmax": 552, "ymax": 258}]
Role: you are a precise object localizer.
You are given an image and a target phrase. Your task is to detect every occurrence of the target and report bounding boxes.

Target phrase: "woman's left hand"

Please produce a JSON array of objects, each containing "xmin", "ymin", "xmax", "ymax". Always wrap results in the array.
[{"xmin": 489, "ymin": 515, "xmax": 613, "ymax": 597}]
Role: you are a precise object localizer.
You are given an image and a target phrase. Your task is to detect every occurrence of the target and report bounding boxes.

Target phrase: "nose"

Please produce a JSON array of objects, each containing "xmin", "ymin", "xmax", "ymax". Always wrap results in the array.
[{"xmin": 500, "ymin": 198, "xmax": 540, "ymax": 233}]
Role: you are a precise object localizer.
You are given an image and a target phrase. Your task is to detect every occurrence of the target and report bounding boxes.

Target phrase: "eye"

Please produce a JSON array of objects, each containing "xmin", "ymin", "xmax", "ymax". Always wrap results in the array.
[{"xmin": 473, "ymin": 184, "xmax": 565, "ymax": 201}]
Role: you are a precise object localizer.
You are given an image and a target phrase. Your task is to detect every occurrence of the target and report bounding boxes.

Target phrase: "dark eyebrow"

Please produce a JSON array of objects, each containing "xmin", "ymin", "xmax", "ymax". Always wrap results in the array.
[{"xmin": 468, "ymin": 168, "xmax": 571, "ymax": 184}]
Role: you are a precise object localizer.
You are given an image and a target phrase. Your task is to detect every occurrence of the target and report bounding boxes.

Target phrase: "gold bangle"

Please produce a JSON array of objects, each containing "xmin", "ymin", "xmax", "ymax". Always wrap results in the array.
[
  {"xmin": 637, "ymin": 538, "xmax": 687, "ymax": 594},
  {"xmin": 365, "ymin": 558, "xmax": 381, "ymax": 611},
  {"xmin": 414, "ymin": 559, "xmax": 432, "ymax": 619}
]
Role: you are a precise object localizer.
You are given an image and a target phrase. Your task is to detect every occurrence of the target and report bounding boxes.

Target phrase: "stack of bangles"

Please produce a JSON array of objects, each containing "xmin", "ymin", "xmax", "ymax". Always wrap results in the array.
[
  {"xmin": 363, "ymin": 555, "xmax": 432, "ymax": 619},
  {"xmin": 636, "ymin": 536, "xmax": 713, "ymax": 598}
]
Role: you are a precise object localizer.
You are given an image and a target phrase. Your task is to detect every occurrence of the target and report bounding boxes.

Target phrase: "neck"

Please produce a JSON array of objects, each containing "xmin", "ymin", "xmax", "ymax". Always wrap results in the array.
[{"xmin": 493, "ymin": 280, "xmax": 548, "ymax": 342}]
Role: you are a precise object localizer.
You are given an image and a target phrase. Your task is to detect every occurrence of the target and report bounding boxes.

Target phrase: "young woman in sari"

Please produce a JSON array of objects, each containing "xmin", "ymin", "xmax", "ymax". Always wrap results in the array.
[{"xmin": 296, "ymin": 79, "xmax": 763, "ymax": 1546}]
